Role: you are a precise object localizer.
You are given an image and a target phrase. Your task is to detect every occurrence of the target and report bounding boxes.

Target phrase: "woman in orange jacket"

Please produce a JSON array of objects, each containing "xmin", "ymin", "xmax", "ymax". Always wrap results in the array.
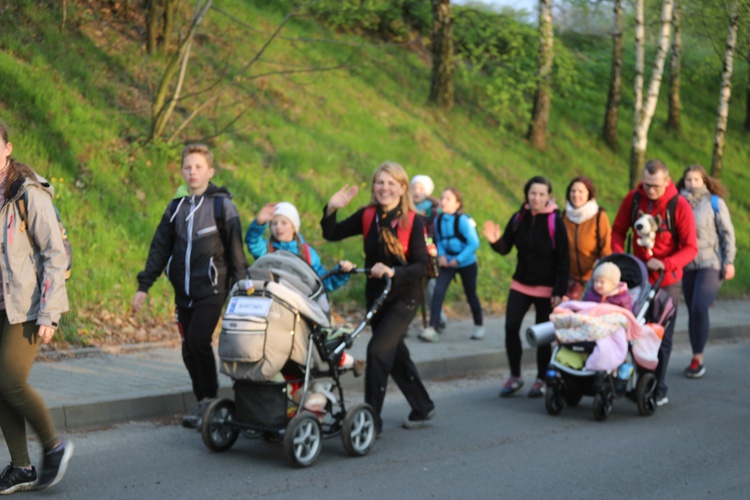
[{"xmin": 561, "ymin": 176, "xmax": 612, "ymax": 300}]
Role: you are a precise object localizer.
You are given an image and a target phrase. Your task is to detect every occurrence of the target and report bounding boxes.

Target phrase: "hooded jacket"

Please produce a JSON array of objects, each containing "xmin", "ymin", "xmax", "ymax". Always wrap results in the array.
[
  {"xmin": 245, "ymin": 219, "xmax": 350, "ymax": 292},
  {"xmin": 582, "ymin": 281, "xmax": 632, "ymax": 311},
  {"xmin": 137, "ymin": 183, "xmax": 248, "ymax": 307},
  {"xmin": 0, "ymin": 163, "xmax": 69, "ymax": 326},
  {"xmin": 490, "ymin": 203, "xmax": 570, "ymax": 297},
  {"xmin": 611, "ymin": 181, "xmax": 697, "ymax": 287},
  {"xmin": 681, "ymin": 186, "xmax": 736, "ymax": 271},
  {"xmin": 434, "ymin": 212, "xmax": 480, "ymax": 268}
]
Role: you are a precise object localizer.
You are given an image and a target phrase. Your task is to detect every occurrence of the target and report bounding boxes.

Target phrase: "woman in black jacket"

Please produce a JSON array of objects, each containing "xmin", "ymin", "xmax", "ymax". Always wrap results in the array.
[
  {"xmin": 483, "ymin": 176, "xmax": 569, "ymax": 399},
  {"xmin": 321, "ymin": 162, "xmax": 435, "ymax": 434}
]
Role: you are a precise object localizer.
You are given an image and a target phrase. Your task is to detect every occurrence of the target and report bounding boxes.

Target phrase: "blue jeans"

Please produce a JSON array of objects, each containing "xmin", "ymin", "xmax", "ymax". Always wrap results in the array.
[{"xmin": 682, "ymin": 268, "xmax": 723, "ymax": 356}]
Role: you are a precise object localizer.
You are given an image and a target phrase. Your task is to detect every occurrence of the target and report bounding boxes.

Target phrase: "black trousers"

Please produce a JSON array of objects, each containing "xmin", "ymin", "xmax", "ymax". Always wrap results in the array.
[
  {"xmin": 176, "ymin": 303, "xmax": 223, "ymax": 401},
  {"xmin": 654, "ymin": 282, "xmax": 681, "ymax": 397},
  {"xmin": 429, "ymin": 263, "xmax": 483, "ymax": 328},
  {"xmin": 366, "ymin": 298, "xmax": 434, "ymax": 429},
  {"xmin": 504, "ymin": 289, "xmax": 552, "ymax": 380}
]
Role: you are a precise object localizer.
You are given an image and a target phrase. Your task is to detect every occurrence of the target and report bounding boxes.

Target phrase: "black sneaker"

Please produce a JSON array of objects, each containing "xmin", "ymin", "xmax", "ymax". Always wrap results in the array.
[
  {"xmin": 182, "ymin": 399, "xmax": 212, "ymax": 429},
  {"xmin": 0, "ymin": 463, "xmax": 37, "ymax": 494},
  {"xmin": 402, "ymin": 408, "xmax": 436, "ymax": 429},
  {"xmin": 685, "ymin": 358, "xmax": 706, "ymax": 379},
  {"xmin": 37, "ymin": 439, "xmax": 74, "ymax": 490}
]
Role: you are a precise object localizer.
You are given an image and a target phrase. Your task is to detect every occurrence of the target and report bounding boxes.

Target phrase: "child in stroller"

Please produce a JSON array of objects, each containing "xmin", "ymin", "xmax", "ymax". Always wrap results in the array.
[
  {"xmin": 528, "ymin": 254, "xmax": 674, "ymax": 421},
  {"xmin": 201, "ymin": 250, "xmax": 388, "ymax": 467}
]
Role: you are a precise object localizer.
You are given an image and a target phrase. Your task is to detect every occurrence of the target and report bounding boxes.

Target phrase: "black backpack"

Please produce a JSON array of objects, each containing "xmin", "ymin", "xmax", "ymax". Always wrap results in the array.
[{"xmin": 435, "ymin": 212, "xmax": 468, "ymax": 244}]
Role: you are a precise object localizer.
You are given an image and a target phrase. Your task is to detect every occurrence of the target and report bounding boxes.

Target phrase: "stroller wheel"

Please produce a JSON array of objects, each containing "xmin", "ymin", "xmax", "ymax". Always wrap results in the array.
[
  {"xmin": 544, "ymin": 385, "xmax": 564, "ymax": 416},
  {"xmin": 284, "ymin": 413, "xmax": 322, "ymax": 468},
  {"xmin": 201, "ymin": 399, "xmax": 239, "ymax": 452},
  {"xmin": 342, "ymin": 403, "xmax": 376, "ymax": 456},
  {"xmin": 636, "ymin": 372, "xmax": 658, "ymax": 416},
  {"xmin": 592, "ymin": 386, "xmax": 614, "ymax": 422}
]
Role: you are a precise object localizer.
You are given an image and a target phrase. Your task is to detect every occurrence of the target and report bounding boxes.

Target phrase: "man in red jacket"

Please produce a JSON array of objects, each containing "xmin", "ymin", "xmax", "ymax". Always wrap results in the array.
[{"xmin": 612, "ymin": 160, "xmax": 697, "ymax": 407}]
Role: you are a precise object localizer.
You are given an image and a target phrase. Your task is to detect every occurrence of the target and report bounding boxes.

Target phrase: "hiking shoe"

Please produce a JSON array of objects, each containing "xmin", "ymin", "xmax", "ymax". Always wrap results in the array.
[
  {"xmin": 685, "ymin": 358, "xmax": 706, "ymax": 379},
  {"xmin": 499, "ymin": 376, "xmax": 524, "ymax": 398},
  {"xmin": 471, "ymin": 326, "xmax": 485, "ymax": 340},
  {"xmin": 0, "ymin": 464, "xmax": 37, "ymax": 494},
  {"xmin": 182, "ymin": 399, "xmax": 212, "ymax": 429},
  {"xmin": 353, "ymin": 359, "xmax": 366, "ymax": 378},
  {"xmin": 37, "ymin": 439, "xmax": 74, "ymax": 491},
  {"xmin": 418, "ymin": 326, "xmax": 439, "ymax": 343},
  {"xmin": 528, "ymin": 378, "xmax": 546, "ymax": 398},
  {"xmin": 402, "ymin": 408, "xmax": 436, "ymax": 429}
]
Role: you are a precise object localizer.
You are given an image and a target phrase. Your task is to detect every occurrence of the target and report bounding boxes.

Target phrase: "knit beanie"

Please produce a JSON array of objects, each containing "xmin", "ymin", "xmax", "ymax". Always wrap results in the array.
[
  {"xmin": 273, "ymin": 202, "xmax": 301, "ymax": 233},
  {"xmin": 593, "ymin": 262, "xmax": 621, "ymax": 288},
  {"xmin": 411, "ymin": 175, "xmax": 435, "ymax": 196}
]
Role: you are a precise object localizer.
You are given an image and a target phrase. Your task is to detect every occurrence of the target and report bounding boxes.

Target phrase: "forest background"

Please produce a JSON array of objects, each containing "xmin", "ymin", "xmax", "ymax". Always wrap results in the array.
[{"xmin": 0, "ymin": 0, "xmax": 747, "ymax": 346}]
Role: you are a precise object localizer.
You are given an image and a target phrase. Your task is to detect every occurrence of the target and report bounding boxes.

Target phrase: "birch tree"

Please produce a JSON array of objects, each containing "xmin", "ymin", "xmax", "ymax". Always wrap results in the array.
[
  {"xmin": 666, "ymin": 0, "xmax": 682, "ymax": 132},
  {"xmin": 629, "ymin": 0, "xmax": 674, "ymax": 188},
  {"xmin": 527, "ymin": 0, "xmax": 554, "ymax": 150},
  {"xmin": 711, "ymin": 0, "xmax": 741, "ymax": 178},
  {"xmin": 428, "ymin": 0, "xmax": 454, "ymax": 112},
  {"xmin": 603, "ymin": 0, "xmax": 624, "ymax": 149}
]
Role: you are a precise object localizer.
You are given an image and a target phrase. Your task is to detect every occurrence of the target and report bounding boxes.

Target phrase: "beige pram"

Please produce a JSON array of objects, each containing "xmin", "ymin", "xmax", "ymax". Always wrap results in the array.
[{"xmin": 201, "ymin": 250, "xmax": 390, "ymax": 468}]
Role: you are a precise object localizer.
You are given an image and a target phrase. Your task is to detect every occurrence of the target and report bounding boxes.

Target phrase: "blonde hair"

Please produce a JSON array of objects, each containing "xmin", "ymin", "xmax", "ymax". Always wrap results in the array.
[
  {"xmin": 181, "ymin": 143, "xmax": 214, "ymax": 168},
  {"xmin": 369, "ymin": 161, "xmax": 416, "ymax": 228}
]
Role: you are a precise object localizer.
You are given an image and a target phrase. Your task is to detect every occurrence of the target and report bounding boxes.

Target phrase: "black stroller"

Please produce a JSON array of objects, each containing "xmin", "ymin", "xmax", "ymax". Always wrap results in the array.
[
  {"xmin": 200, "ymin": 251, "xmax": 389, "ymax": 467},
  {"xmin": 529, "ymin": 253, "xmax": 676, "ymax": 421}
]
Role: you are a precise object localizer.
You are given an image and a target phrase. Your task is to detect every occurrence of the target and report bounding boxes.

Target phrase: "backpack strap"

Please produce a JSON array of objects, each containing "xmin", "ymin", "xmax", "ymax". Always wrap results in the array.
[
  {"xmin": 548, "ymin": 212, "xmax": 556, "ymax": 250},
  {"xmin": 301, "ymin": 243, "xmax": 312, "ymax": 265},
  {"xmin": 435, "ymin": 213, "xmax": 444, "ymax": 240},
  {"xmin": 362, "ymin": 206, "xmax": 376, "ymax": 240},
  {"xmin": 14, "ymin": 193, "xmax": 34, "ymax": 248},
  {"xmin": 453, "ymin": 212, "xmax": 467, "ymax": 244},
  {"xmin": 214, "ymin": 196, "xmax": 226, "ymax": 242},
  {"xmin": 665, "ymin": 194, "xmax": 679, "ymax": 242}
]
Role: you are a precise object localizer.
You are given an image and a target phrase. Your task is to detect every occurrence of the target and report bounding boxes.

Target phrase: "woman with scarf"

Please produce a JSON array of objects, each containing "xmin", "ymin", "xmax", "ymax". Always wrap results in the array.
[
  {"xmin": 321, "ymin": 162, "xmax": 435, "ymax": 435},
  {"xmin": 676, "ymin": 165, "xmax": 736, "ymax": 379},
  {"xmin": 561, "ymin": 176, "xmax": 612, "ymax": 300}
]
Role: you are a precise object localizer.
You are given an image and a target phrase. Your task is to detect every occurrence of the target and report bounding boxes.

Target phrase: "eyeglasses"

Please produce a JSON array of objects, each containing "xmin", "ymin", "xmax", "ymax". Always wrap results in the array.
[{"xmin": 643, "ymin": 182, "xmax": 666, "ymax": 191}]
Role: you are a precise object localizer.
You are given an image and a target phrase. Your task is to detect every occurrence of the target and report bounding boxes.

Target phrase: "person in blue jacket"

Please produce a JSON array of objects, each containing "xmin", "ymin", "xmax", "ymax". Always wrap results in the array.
[
  {"xmin": 246, "ymin": 202, "xmax": 355, "ymax": 291},
  {"xmin": 418, "ymin": 187, "xmax": 484, "ymax": 342}
]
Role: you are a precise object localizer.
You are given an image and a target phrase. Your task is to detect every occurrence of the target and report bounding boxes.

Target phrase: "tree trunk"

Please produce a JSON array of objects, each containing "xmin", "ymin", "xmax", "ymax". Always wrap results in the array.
[
  {"xmin": 527, "ymin": 0, "xmax": 554, "ymax": 150},
  {"xmin": 629, "ymin": 0, "xmax": 673, "ymax": 188},
  {"xmin": 146, "ymin": 0, "xmax": 161, "ymax": 55},
  {"xmin": 428, "ymin": 0, "xmax": 454, "ymax": 113},
  {"xmin": 666, "ymin": 0, "xmax": 682, "ymax": 132},
  {"xmin": 745, "ymin": 41, "xmax": 750, "ymax": 132},
  {"xmin": 711, "ymin": 0, "xmax": 740, "ymax": 178},
  {"xmin": 162, "ymin": 0, "xmax": 181, "ymax": 53},
  {"xmin": 150, "ymin": 0, "xmax": 212, "ymax": 141},
  {"xmin": 603, "ymin": 0, "xmax": 623, "ymax": 150}
]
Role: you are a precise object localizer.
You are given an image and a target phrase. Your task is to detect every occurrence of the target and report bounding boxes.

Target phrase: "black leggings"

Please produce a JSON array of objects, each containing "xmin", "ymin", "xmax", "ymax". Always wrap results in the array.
[
  {"xmin": 176, "ymin": 303, "xmax": 223, "ymax": 401},
  {"xmin": 504, "ymin": 289, "xmax": 552, "ymax": 380},
  {"xmin": 682, "ymin": 268, "xmax": 723, "ymax": 356},
  {"xmin": 429, "ymin": 263, "xmax": 483, "ymax": 328},
  {"xmin": 366, "ymin": 298, "xmax": 434, "ymax": 429}
]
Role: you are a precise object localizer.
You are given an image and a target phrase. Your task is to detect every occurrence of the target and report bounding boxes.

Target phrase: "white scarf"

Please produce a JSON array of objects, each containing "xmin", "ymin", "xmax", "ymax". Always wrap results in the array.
[{"xmin": 565, "ymin": 199, "xmax": 599, "ymax": 224}]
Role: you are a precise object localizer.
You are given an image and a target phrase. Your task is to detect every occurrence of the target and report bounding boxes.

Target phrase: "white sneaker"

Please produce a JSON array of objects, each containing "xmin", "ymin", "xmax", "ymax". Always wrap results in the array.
[
  {"xmin": 418, "ymin": 326, "xmax": 439, "ymax": 343},
  {"xmin": 471, "ymin": 326, "xmax": 485, "ymax": 340}
]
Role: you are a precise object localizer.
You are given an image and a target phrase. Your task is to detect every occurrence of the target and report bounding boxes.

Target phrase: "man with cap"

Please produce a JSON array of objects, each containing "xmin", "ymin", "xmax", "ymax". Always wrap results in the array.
[
  {"xmin": 611, "ymin": 159, "xmax": 697, "ymax": 406},
  {"xmin": 245, "ymin": 201, "xmax": 355, "ymax": 292}
]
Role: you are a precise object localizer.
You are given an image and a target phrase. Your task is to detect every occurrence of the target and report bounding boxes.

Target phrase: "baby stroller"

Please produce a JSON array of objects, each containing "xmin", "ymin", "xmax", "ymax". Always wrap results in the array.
[
  {"xmin": 200, "ymin": 250, "xmax": 390, "ymax": 467},
  {"xmin": 527, "ymin": 253, "xmax": 676, "ymax": 421}
]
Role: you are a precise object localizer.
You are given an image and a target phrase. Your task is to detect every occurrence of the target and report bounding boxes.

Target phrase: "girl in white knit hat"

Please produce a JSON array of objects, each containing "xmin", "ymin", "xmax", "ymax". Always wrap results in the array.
[
  {"xmin": 245, "ymin": 201, "xmax": 363, "ymax": 376},
  {"xmin": 246, "ymin": 201, "xmax": 356, "ymax": 291}
]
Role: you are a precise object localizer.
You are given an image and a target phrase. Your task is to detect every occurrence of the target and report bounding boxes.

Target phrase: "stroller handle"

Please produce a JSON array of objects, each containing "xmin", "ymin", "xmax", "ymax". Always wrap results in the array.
[{"xmin": 330, "ymin": 268, "xmax": 392, "ymax": 357}]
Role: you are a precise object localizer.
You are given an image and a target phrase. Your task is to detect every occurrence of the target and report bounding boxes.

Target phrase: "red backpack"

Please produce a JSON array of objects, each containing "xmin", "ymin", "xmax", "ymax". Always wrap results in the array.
[{"xmin": 361, "ymin": 206, "xmax": 416, "ymax": 259}]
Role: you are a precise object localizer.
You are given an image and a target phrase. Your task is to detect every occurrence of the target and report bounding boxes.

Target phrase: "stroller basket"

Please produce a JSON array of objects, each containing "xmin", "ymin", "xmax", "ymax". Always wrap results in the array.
[{"xmin": 233, "ymin": 380, "xmax": 292, "ymax": 430}]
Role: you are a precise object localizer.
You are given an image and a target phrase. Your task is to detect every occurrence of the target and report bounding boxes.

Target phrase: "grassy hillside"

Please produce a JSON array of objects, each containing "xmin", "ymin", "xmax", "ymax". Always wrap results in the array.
[{"xmin": 0, "ymin": 1, "xmax": 747, "ymax": 345}]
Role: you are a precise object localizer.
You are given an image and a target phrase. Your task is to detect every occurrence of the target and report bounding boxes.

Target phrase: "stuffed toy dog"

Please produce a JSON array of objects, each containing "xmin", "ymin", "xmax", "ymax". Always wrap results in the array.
[{"xmin": 633, "ymin": 211, "xmax": 661, "ymax": 257}]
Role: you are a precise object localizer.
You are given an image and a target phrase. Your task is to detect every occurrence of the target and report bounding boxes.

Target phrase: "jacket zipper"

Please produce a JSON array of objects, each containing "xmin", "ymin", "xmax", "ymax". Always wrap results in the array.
[{"xmin": 185, "ymin": 197, "xmax": 194, "ymax": 296}]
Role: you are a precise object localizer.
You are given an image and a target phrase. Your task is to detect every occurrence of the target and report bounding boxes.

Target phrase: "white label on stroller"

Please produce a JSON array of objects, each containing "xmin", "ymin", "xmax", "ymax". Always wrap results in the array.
[{"xmin": 226, "ymin": 297, "xmax": 272, "ymax": 317}]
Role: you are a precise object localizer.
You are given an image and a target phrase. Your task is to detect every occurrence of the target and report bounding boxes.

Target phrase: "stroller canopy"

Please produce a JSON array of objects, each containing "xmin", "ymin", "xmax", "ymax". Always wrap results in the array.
[{"xmin": 248, "ymin": 250, "xmax": 331, "ymax": 326}]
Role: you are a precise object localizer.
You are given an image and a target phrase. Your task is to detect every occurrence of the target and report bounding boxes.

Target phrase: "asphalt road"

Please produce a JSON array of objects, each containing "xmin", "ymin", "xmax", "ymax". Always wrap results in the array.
[{"xmin": 7, "ymin": 339, "xmax": 750, "ymax": 499}]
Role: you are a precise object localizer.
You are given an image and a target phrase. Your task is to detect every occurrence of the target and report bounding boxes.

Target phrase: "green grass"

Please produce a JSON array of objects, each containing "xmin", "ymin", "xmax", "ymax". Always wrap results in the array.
[{"xmin": 0, "ymin": 1, "xmax": 748, "ymax": 343}]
